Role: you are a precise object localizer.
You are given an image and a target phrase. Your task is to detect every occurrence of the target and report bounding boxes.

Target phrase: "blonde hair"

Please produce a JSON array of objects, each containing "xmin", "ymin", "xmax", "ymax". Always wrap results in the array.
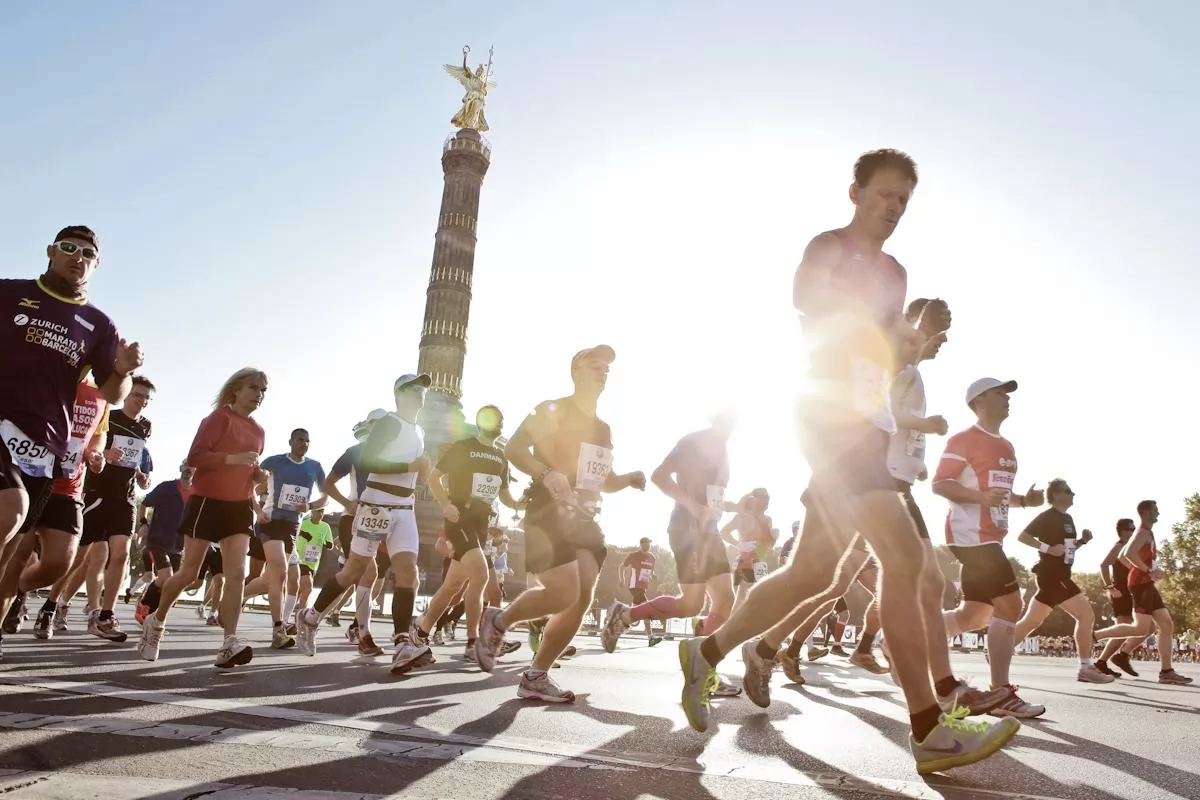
[{"xmin": 215, "ymin": 367, "xmax": 268, "ymax": 409}]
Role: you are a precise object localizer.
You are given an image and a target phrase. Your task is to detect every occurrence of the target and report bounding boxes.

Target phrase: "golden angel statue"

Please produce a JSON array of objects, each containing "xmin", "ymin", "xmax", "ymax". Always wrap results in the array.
[{"xmin": 444, "ymin": 45, "xmax": 496, "ymax": 132}]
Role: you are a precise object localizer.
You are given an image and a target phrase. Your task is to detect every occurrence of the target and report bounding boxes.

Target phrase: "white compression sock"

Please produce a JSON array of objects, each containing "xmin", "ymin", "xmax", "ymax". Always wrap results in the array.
[
  {"xmin": 355, "ymin": 586, "xmax": 372, "ymax": 630},
  {"xmin": 283, "ymin": 594, "xmax": 297, "ymax": 624}
]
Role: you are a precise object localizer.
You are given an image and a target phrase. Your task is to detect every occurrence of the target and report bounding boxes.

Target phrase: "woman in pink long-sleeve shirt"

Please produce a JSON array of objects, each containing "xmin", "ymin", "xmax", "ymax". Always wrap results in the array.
[{"xmin": 135, "ymin": 367, "xmax": 267, "ymax": 669}]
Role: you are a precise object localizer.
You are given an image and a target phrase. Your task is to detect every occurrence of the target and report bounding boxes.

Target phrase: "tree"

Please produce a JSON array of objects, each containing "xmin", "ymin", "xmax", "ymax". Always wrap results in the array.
[{"xmin": 1159, "ymin": 493, "xmax": 1200, "ymax": 632}]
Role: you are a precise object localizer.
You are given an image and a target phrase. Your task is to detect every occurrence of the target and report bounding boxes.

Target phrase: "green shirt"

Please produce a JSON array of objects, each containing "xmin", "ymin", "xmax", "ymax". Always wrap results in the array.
[{"xmin": 296, "ymin": 518, "xmax": 334, "ymax": 567}]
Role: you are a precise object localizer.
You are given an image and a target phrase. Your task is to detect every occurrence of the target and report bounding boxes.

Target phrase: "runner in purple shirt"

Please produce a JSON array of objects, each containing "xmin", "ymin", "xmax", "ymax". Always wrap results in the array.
[{"xmin": 0, "ymin": 225, "xmax": 143, "ymax": 552}]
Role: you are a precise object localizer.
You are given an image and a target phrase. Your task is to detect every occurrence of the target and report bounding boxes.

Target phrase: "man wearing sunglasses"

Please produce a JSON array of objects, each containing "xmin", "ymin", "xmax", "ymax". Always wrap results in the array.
[{"xmin": 0, "ymin": 226, "xmax": 143, "ymax": 595}]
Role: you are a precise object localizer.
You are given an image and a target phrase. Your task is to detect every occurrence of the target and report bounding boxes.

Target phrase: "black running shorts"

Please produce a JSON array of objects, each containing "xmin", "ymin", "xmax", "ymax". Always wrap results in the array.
[
  {"xmin": 256, "ymin": 518, "xmax": 301, "ymax": 555},
  {"xmin": 1033, "ymin": 574, "xmax": 1082, "ymax": 608},
  {"xmin": 0, "ymin": 443, "xmax": 54, "ymax": 535},
  {"xmin": 1131, "ymin": 582, "xmax": 1165, "ymax": 615},
  {"xmin": 667, "ymin": 527, "xmax": 730, "ymax": 586},
  {"xmin": 1112, "ymin": 588, "xmax": 1133, "ymax": 618},
  {"xmin": 522, "ymin": 500, "xmax": 607, "ymax": 576},
  {"xmin": 180, "ymin": 497, "xmax": 254, "ymax": 543},
  {"xmin": 80, "ymin": 495, "xmax": 136, "ymax": 545},
  {"xmin": 38, "ymin": 493, "xmax": 83, "ymax": 537},
  {"xmin": 444, "ymin": 502, "xmax": 491, "ymax": 562},
  {"xmin": 949, "ymin": 543, "xmax": 1019, "ymax": 604}
]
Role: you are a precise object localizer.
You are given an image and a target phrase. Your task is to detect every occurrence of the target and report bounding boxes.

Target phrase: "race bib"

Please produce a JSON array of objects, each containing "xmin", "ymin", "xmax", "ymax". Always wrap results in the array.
[
  {"xmin": 706, "ymin": 485, "xmax": 725, "ymax": 512},
  {"xmin": 59, "ymin": 437, "xmax": 88, "ymax": 477},
  {"xmin": 354, "ymin": 504, "xmax": 393, "ymax": 541},
  {"xmin": 576, "ymin": 443, "xmax": 613, "ymax": 492},
  {"xmin": 905, "ymin": 430, "xmax": 926, "ymax": 459},
  {"xmin": 753, "ymin": 561, "xmax": 769, "ymax": 579},
  {"xmin": 990, "ymin": 498, "xmax": 1010, "ymax": 530},
  {"xmin": 850, "ymin": 358, "xmax": 894, "ymax": 433},
  {"xmin": 278, "ymin": 483, "xmax": 310, "ymax": 512},
  {"xmin": 303, "ymin": 544, "xmax": 322, "ymax": 563},
  {"xmin": 1, "ymin": 420, "xmax": 55, "ymax": 479},
  {"xmin": 638, "ymin": 568, "xmax": 652, "ymax": 583},
  {"xmin": 287, "ymin": 549, "xmax": 300, "ymax": 566},
  {"xmin": 112, "ymin": 435, "xmax": 145, "ymax": 471},
  {"xmin": 1063, "ymin": 539, "xmax": 1076, "ymax": 565},
  {"xmin": 471, "ymin": 472, "xmax": 501, "ymax": 503}
]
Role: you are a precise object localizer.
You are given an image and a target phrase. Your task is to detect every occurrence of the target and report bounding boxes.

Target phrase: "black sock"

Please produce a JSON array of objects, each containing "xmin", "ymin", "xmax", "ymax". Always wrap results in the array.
[
  {"xmin": 755, "ymin": 639, "xmax": 778, "ymax": 661},
  {"xmin": 392, "ymin": 587, "xmax": 416, "ymax": 636},
  {"xmin": 786, "ymin": 638, "xmax": 803, "ymax": 659},
  {"xmin": 143, "ymin": 584, "xmax": 162, "ymax": 613},
  {"xmin": 911, "ymin": 703, "xmax": 942, "ymax": 742},
  {"xmin": 98, "ymin": 609, "xmax": 113, "ymax": 621},
  {"xmin": 311, "ymin": 577, "xmax": 345, "ymax": 614},
  {"xmin": 273, "ymin": 620, "xmax": 283, "ymax": 627},
  {"xmin": 855, "ymin": 634, "xmax": 876, "ymax": 655},
  {"xmin": 699, "ymin": 636, "xmax": 727, "ymax": 668},
  {"xmin": 934, "ymin": 676, "xmax": 960, "ymax": 697},
  {"xmin": 467, "ymin": 637, "xmax": 476, "ymax": 647},
  {"xmin": 41, "ymin": 599, "xmax": 57, "ymax": 615}
]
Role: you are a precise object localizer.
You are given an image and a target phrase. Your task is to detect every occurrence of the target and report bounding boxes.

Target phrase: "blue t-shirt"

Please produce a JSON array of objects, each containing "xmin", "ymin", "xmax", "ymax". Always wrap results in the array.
[
  {"xmin": 260, "ymin": 455, "xmax": 326, "ymax": 522},
  {"xmin": 143, "ymin": 479, "xmax": 188, "ymax": 554},
  {"xmin": 331, "ymin": 444, "xmax": 369, "ymax": 499}
]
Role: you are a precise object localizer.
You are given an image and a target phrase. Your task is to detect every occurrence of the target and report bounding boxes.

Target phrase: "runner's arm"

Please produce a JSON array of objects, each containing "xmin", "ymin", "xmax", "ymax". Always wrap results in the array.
[
  {"xmin": 505, "ymin": 410, "xmax": 556, "ymax": 480},
  {"xmin": 1099, "ymin": 539, "xmax": 1123, "ymax": 585},
  {"xmin": 358, "ymin": 416, "xmax": 425, "ymax": 475},
  {"xmin": 1118, "ymin": 529, "xmax": 1151, "ymax": 572},
  {"xmin": 426, "ymin": 467, "xmax": 452, "ymax": 509},
  {"xmin": 321, "ymin": 471, "xmax": 353, "ymax": 511},
  {"xmin": 498, "ymin": 485, "xmax": 519, "ymax": 510}
]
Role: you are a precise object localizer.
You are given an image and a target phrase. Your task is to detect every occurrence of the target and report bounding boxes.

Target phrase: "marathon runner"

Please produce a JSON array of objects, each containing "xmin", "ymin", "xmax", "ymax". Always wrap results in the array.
[
  {"xmin": 1095, "ymin": 518, "xmax": 1142, "ymax": 677},
  {"xmin": 1012, "ymin": 478, "xmax": 1114, "ymax": 683},
  {"xmin": 617, "ymin": 537, "xmax": 661, "ymax": 646},
  {"xmin": 0, "ymin": 225, "xmax": 141, "ymax": 608},
  {"xmin": 601, "ymin": 413, "xmax": 735, "ymax": 662},
  {"xmin": 678, "ymin": 150, "xmax": 1019, "ymax": 774},
  {"xmin": 935, "ymin": 378, "xmax": 1046, "ymax": 717},
  {"xmin": 477, "ymin": 345, "xmax": 647, "ymax": 702},
  {"xmin": 136, "ymin": 367, "xmax": 267, "ymax": 668},
  {"xmin": 243, "ymin": 429, "xmax": 326, "ymax": 649},
  {"xmin": 1093, "ymin": 500, "xmax": 1193, "ymax": 684},
  {"xmin": 414, "ymin": 405, "xmax": 520, "ymax": 663},
  {"xmin": 80, "ymin": 375, "xmax": 154, "ymax": 642},
  {"xmin": 0, "ymin": 377, "xmax": 110, "ymax": 650},
  {"xmin": 294, "ymin": 507, "xmax": 334, "ymax": 622},
  {"xmin": 134, "ymin": 464, "xmax": 193, "ymax": 625},
  {"xmin": 722, "ymin": 489, "xmax": 776, "ymax": 610},
  {"xmin": 487, "ymin": 524, "xmax": 509, "ymax": 605},
  {"xmin": 296, "ymin": 375, "xmax": 432, "ymax": 673}
]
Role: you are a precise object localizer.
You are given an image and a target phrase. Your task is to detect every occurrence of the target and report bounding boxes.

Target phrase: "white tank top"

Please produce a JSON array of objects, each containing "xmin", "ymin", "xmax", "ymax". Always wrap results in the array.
[{"xmin": 360, "ymin": 414, "xmax": 425, "ymax": 505}]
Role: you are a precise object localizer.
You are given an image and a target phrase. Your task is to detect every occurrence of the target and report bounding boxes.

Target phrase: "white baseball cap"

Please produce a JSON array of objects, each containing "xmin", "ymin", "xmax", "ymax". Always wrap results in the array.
[
  {"xmin": 394, "ymin": 373, "xmax": 432, "ymax": 392},
  {"xmin": 965, "ymin": 378, "xmax": 1018, "ymax": 407}
]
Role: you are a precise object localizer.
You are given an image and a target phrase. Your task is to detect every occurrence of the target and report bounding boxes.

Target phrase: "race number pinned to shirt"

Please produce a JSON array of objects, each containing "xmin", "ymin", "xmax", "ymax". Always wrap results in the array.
[
  {"xmin": 303, "ymin": 544, "xmax": 322, "ymax": 563},
  {"xmin": 59, "ymin": 437, "xmax": 88, "ymax": 478},
  {"xmin": 706, "ymin": 485, "xmax": 725, "ymax": 513},
  {"xmin": 354, "ymin": 504, "xmax": 393, "ymax": 541},
  {"xmin": 288, "ymin": 549, "xmax": 300, "ymax": 566},
  {"xmin": 987, "ymin": 470, "xmax": 1015, "ymax": 531},
  {"xmin": 279, "ymin": 484, "xmax": 310, "ymax": 512},
  {"xmin": 112, "ymin": 435, "xmax": 146, "ymax": 471},
  {"xmin": 850, "ymin": 358, "xmax": 895, "ymax": 434},
  {"xmin": 1063, "ymin": 539, "xmax": 1076, "ymax": 565},
  {"xmin": 639, "ymin": 568, "xmax": 652, "ymax": 584},
  {"xmin": 753, "ymin": 561, "xmax": 769, "ymax": 580},
  {"xmin": 576, "ymin": 443, "xmax": 613, "ymax": 492},
  {"xmin": 905, "ymin": 429, "xmax": 926, "ymax": 460},
  {"xmin": 471, "ymin": 473, "xmax": 501, "ymax": 503},
  {"xmin": 1, "ymin": 420, "xmax": 55, "ymax": 479}
]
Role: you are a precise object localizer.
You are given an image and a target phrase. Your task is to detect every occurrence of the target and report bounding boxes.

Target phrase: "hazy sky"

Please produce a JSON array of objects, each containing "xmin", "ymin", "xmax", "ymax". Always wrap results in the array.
[{"xmin": 3, "ymin": 2, "xmax": 1197, "ymax": 573}]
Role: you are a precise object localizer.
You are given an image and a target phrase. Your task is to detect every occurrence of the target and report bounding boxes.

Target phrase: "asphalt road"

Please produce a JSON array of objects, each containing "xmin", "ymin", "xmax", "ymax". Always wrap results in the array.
[{"xmin": 1, "ymin": 605, "xmax": 1197, "ymax": 800}]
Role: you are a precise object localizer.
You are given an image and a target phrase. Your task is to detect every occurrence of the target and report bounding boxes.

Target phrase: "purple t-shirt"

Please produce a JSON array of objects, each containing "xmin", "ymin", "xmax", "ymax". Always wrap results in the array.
[{"xmin": 0, "ymin": 279, "xmax": 120, "ymax": 458}]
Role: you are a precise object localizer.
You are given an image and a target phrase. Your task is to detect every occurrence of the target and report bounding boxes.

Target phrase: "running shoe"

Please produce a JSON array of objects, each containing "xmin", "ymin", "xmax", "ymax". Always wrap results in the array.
[
  {"xmin": 741, "ymin": 641, "xmax": 774, "ymax": 708},
  {"xmin": 93, "ymin": 616, "xmax": 128, "ymax": 642},
  {"xmin": 475, "ymin": 607, "xmax": 505, "ymax": 673},
  {"xmin": 849, "ymin": 650, "xmax": 890, "ymax": 675},
  {"xmin": 1159, "ymin": 669, "xmax": 1194, "ymax": 685},
  {"xmin": 271, "ymin": 625, "xmax": 296, "ymax": 649},
  {"xmin": 1111, "ymin": 653, "xmax": 1139, "ymax": 677},
  {"xmin": 601, "ymin": 601, "xmax": 630, "ymax": 652},
  {"xmin": 777, "ymin": 651, "xmax": 805, "ymax": 685},
  {"xmin": 910, "ymin": 707, "xmax": 1021, "ymax": 774},
  {"xmin": 137, "ymin": 618, "xmax": 165, "ymax": 662},
  {"xmin": 295, "ymin": 608, "xmax": 320, "ymax": 656},
  {"xmin": 33, "ymin": 608, "xmax": 54, "ymax": 640},
  {"xmin": 518, "ymin": 670, "xmax": 575, "ymax": 703},
  {"xmin": 938, "ymin": 681, "xmax": 1011, "ymax": 715},
  {"xmin": 390, "ymin": 634, "xmax": 434, "ymax": 675},
  {"xmin": 215, "ymin": 636, "xmax": 253, "ymax": 668},
  {"xmin": 679, "ymin": 638, "xmax": 716, "ymax": 732},
  {"xmin": 1078, "ymin": 664, "xmax": 1116, "ymax": 684},
  {"xmin": 990, "ymin": 685, "xmax": 1045, "ymax": 719},
  {"xmin": 358, "ymin": 632, "xmax": 384, "ymax": 657}
]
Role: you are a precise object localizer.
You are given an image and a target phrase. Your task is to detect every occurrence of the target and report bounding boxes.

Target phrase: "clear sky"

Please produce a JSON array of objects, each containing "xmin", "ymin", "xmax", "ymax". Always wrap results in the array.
[{"xmin": 3, "ymin": 2, "xmax": 1197, "ymax": 574}]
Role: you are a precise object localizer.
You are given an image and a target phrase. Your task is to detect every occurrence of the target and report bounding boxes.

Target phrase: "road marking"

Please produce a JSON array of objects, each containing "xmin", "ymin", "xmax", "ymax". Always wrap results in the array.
[{"xmin": 0, "ymin": 676, "xmax": 1070, "ymax": 800}]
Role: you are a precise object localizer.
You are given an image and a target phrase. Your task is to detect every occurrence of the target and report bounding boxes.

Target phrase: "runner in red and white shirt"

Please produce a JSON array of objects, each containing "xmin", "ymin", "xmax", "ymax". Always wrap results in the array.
[
  {"xmin": 619, "ymin": 538, "xmax": 660, "ymax": 646},
  {"xmin": 0, "ymin": 379, "xmax": 110, "ymax": 650},
  {"xmin": 1093, "ymin": 500, "xmax": 1193, "ymax": 684},
  {"xmin": 933, "ymin": 378, "xmax": 1046, "ymax": 718}
]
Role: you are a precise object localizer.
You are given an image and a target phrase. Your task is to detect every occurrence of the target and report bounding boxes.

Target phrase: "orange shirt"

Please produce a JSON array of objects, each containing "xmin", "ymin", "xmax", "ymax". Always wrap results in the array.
[
  {"xmin": 933, "ymin": 425, "xmax": 1017, "ymax": 546},
  {"xmin": 52, "ymin": 382, "xmax": 110, "ymax": 500}
]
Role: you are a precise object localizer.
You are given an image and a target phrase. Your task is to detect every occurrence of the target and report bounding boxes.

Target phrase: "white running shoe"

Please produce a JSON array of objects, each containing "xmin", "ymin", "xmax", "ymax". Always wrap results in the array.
[
  {"xmin": 600, "ymin": 601, "xmax": 630, "ymax": 653},
  {"xmin": 518, "ymin": 670, "xmax": 576, "ymax": 702},
  {"xmin": 1077, "ymin": 664, "xmax": 1116, "ymax": 684},
  {"xmin": 137, "ymin": 618, "xmax": 164, "ymax": 662},
  {"xmin": 475, "ymin": 607, "xmax": 505, "ymax": 673},
  {"xmin": 295, "ymin": 608, "xmax": 319, "ymax": 656},
  {"xmin": 215, "ymin": 636, "xmax": 253, "ymax": 669},
  {"xmin": 390, "ymin": 634, "xmax": 434, "ymax": 675}
]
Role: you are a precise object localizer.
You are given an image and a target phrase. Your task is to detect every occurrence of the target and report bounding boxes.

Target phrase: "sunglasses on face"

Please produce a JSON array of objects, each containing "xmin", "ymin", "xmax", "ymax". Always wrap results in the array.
[{"xmin": 53, "ymin": 241, "xmax": 98, "ymax": 260}]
